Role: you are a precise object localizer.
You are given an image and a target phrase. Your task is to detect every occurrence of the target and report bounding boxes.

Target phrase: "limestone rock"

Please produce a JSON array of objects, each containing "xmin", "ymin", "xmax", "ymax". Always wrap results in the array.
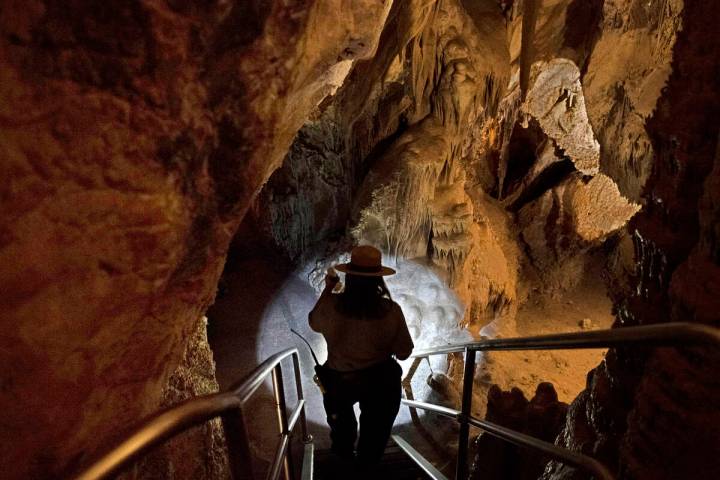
[
  {"xmin": 121, "ymin": 317, "xmax": 230, "ymax": 480},
  {"xmin": 518, "ymin": 172, "xmax": 639, "ymax": 292},
  {"xmin": 254, "ymin": 114, "xmax": 352, "ymax": 261},
  {"xmin": 523, "ymin": 59, "xmax": 600, "ymax": 176},
  {"xmin": 469, "ymin": 383, "xmax": 568, "ymax": 480},
  {"xmin": 567, "ymin": 174, "xmax": 641, "ymax": 242},
  {"xmin": 0, "ymin": 1, "xmax": 391, "ymax": 478},
  {"xmin": 545, "ymin": 3, "xmax": 720, "ymax": 479},
  {"xmin": 347, "ymin": 0, "xmax": 517, "ymax": 335},
  {"xmin": 583, "ymin": 0, "xmax": 683, "ymax": 201}
]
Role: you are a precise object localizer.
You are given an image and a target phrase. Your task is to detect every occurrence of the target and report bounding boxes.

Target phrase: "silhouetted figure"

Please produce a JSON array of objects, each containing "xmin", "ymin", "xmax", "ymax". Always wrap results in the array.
[{"xmin": 309, "ymin": 246, "xmax": 414, "ymax": 468}]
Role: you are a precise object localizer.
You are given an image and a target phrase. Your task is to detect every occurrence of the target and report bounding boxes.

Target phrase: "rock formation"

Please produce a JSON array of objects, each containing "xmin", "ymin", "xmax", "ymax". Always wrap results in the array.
[
  {"xmin": 470, "ymin": 383, "xmax": 568, "ymax": 480},
  {"xmin": 0, "ymin": 1, "xmax": 390, "ymax": 478},
  {"xmin": 543, "ymin": 2, "xmax": 720, "ymax": 479},
  {"xmin": 2, "ymin": 0, "xmax": 719, "ymax": 479}
]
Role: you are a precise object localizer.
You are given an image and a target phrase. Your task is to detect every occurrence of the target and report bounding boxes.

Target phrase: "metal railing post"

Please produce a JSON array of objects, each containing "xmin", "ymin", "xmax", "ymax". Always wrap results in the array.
[
  {"xmin": 271, "ymin": 365, "xmax": 293, "ymax": 480},
  {"xmin": 221, "ymin": 407, "xmax": 255, "ymax": 480},
  {"xmin": 456, "ymin": 348, "xmax": 476, "ymax": 480},
  {"xmin": 291, "ymin": 352, "xmax": 311, "ymax": 443},
  {"xmin": 292, "ymin": 352, "xmax": 314, "ymax": 480}
]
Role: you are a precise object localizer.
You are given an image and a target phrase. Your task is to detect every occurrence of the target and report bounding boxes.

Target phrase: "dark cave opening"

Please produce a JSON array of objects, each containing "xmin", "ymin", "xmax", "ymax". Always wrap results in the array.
[{"xmin": 501, "ymin": 119, "xmax": 546, "ymax": 199}]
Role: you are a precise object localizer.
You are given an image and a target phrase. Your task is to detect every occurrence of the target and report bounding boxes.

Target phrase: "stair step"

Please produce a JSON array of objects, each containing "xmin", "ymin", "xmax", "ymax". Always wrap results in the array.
[{"xmin": 313, "ymin": 444, "xmax": 430, "ymax": 480}]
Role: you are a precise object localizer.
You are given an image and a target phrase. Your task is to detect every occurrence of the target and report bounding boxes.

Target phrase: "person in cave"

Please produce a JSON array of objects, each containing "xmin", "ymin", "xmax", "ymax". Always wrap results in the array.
[{"xmin": 309, "ymin": 245, "xmax": 414, "ymax": 468}]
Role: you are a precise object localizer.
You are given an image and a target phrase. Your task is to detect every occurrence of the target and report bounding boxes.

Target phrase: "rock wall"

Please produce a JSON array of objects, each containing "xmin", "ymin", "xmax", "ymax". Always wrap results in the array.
[
  {"xmin": 583, "ymin": 0, "xmax": 682, "ymax": 202},
  {"xmin": 0, "ymin": 1, "xmax": 391, "ymax": 478},
  {"xmin": 544, "ymin": 2, "xmax": 720, "ymax": 479},
  {"xmin": 120, "ymin": 317, "xmax": 229, "ymax": 480}
]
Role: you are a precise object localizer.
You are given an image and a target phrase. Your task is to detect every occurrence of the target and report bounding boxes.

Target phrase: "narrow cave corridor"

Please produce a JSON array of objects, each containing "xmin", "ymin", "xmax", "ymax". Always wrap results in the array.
[{"xmin": 2, "ymin": 1, "xmax": 720, "ymax": 480}]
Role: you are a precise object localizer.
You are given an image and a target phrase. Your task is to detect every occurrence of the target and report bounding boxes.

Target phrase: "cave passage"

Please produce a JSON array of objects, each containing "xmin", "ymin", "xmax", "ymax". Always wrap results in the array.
[{"xmin": 3, "ymin": 1, "xmax": 720, "ymax": 480}]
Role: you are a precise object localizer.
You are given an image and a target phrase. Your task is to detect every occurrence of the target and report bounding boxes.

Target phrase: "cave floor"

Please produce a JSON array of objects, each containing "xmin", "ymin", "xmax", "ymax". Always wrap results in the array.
[{"xmin": 475, "ymin": 260, "xmax": 614, "ymax": 410}]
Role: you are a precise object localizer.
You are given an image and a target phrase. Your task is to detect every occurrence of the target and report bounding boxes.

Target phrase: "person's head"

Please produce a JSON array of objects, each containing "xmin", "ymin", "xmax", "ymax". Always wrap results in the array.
[
  {"xmin": 343, "ymin": 273, "xmax": 392, "ymax": 299},
  {"xmin": 334, "ymin": 246, "xmax": 395, "ymax": 318}
]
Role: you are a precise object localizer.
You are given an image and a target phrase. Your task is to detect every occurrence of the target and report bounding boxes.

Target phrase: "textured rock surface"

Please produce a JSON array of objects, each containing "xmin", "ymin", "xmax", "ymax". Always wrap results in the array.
[
  {"xmin": 518, "ymin": 172, "xmax": 639, "ymax": 292},
  {"xmin": 583, "ymin": 0, "xmax": 682, "ymax": 201},
  {"xmin": 252, "ymin": 114, "xmax": 352, "ymax": 262},
  {"xmin": 543, "ymin": 2, "xmax": 720, "ymax": 479},
  {"xmin": 346, "ymin": 0, "xmax": 518, "ymax": 333},
  {"xmin": 0, "ymin": 1, "xmax": 390, "ymax": 478},
  {"xmin": 470, "ymin": 383, "xmax": 568, "ymax": 480},
  {"xmin": 522, "ymin": 59, "xmax": 600, "ymax": 176},
  {"xmin": 120, "ymin": 317, "xmax": 229, "ymax": 480}
]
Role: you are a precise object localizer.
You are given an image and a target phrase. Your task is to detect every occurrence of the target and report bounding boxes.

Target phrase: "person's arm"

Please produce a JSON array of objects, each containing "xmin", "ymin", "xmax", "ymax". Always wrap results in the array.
[
  {"xmin": 391, "ymin": 304, "xmax": 414, "ymax": 360},
  {"xmin": 309, "ymin": 269, "xmax": 340, "ymax": 332}
]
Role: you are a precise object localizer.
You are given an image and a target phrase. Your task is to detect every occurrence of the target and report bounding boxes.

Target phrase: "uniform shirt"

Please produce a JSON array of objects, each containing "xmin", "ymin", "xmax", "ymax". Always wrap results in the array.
[{"xmin": 309, "ymin": 289, "xmax": 414, "ymax": 372}]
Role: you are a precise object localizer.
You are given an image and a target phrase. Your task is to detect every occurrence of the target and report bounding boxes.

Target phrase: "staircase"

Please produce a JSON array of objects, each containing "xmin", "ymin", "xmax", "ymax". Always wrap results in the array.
[
  {"xmin": 313, "ymin": 442, "xmax": 431, "ymax": 480},
  {"xmin": 69, "ymin": 322, "xmax": 720, "ymax": 480}
]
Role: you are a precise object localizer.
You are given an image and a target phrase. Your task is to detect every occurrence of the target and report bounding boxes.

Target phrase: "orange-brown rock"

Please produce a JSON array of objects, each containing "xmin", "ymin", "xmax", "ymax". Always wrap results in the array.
[
  {"xmin": 470, "ymin": 383, "xmax": 568, "ymax": 480},
  {"xmin": 544, "ymin": 2, "xmax": 720, "ymax": 479},
  {"xmin": 0, "ymin": 1, "xmax": 390, "ymax": 478}
]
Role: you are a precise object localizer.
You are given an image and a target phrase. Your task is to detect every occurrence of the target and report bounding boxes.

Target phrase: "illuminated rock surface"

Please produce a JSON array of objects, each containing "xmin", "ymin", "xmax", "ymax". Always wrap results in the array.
[
  {"xmin": 0, "ymin": 0, "xmax": 390, "ymax": 478},
  {"xmin": 2, "ymin": 0, "xmax": 719, "ymax": 479}
]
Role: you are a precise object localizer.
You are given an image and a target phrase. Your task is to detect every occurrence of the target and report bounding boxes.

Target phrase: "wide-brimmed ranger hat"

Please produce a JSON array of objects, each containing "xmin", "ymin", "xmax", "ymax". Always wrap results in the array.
[{"xmin": 335, "ymin": 245, "xmax": 396, "ymax": 276}]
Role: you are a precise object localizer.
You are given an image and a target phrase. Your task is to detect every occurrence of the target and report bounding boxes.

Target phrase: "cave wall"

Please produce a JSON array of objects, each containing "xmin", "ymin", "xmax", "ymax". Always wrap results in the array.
[
  {"xmin": 120, "ymin": 317, "xmax": 229, "ymax": 480},
  {"xmin": 0, "ymin": 1, "xmax": 391, "ymax": 478},
  {"xmin": 544, "ymin": 1, "xmax": 720, "ymax": 478}
]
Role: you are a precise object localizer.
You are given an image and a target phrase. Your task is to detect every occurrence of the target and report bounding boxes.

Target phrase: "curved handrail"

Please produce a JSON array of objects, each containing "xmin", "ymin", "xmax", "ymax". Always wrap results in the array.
[
  {"xmin": 71, "ymin": 348, "xmax": 305, "ymax": 480},
  {"xmin": 410, "ymin": 322, "xmax": 720, "ymax": 357},
  {"xmin": 401, "ymin": 399, "xmax": 613, "ymax": 480},
  {"xmin": 399, "ymin": 322, "xmax": 720, "ymax": 480},
  {"xmin": 71, "ymin": 323, "xmax": 720, "ymax": 480},
  {"xmin": 229, "ymin": 348, "xmax": 300, "ymax": 402}
]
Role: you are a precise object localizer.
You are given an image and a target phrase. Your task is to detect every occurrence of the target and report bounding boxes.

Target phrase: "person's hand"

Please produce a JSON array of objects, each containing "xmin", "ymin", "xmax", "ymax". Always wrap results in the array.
[{"xmin": 325, "ymin": 267, "xmax": 339, "ymax": 290}]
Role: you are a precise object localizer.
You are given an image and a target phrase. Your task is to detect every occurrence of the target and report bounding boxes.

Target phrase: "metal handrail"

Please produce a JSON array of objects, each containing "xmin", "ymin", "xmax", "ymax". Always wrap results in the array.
[
  {"xmin": 68, "ymin": 323, "xmax": 720, "ymax": 480},
  {"xmin": 410, "ymin": 322, "xmax": 720, "ymax": 357},
  {"xmin": 399, "ymin": 322, "xmax": 720, "ymax": 480},
  {"xmin": 399, "ymin": 400, "xmax": 613, "ymax": 480},
  {"xmin": 70, "ymin": 348, "xmax": 312, "ymax": 480}
]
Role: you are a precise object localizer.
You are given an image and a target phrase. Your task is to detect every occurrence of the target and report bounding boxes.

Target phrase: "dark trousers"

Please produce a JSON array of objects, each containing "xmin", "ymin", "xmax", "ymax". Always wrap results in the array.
[{"xmin": 322, "ymin": 359, "xmax": 402, "ymax": 464}]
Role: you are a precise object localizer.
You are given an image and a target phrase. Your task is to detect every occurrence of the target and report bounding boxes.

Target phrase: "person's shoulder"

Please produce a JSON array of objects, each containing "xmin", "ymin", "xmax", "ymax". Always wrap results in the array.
[{"xmin": 384, "ymin": 299, "xmax": 403, "ymax": 316}]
